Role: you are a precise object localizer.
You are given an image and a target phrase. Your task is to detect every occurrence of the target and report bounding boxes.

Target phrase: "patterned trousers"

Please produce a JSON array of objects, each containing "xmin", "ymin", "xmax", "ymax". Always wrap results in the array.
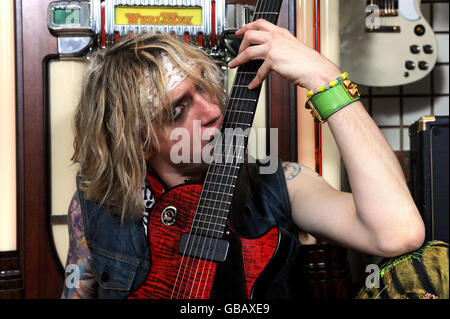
[{"xmin": 356, "ymin": 241, "xmax": 449, "ymax": 299}]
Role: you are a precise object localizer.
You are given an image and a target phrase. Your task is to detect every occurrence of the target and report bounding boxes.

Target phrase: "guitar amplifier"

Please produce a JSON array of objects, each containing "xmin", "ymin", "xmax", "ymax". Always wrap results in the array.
[{"xmin": 409, "ymin": 116, "xmax": 449, "ymax": 243}]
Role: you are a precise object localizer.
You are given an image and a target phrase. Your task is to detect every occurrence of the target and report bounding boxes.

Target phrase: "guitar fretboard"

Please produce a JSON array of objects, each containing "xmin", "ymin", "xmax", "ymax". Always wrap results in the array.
[{"xmin": 192, "ymin": 0, "xmax": 283, "ymax": 239}]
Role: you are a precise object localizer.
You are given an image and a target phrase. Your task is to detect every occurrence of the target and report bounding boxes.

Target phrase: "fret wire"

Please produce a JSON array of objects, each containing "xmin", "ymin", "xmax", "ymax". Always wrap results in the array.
[
  {"xmin": 211, "ymin": 163, "xmax": 240, "ymax": 174},
  {"xmin": 204, "ymin": 181, "xmax": 235, "ymax": 188},
  {"xmin": 190, "ymin": 225, "xmax": 223, "ymax": 234},
  {"xmin": 201, "ymin": 189, "xmax": 234, "ymax": 197},
  {"xmin": 205, "ymin": 180, "xmax": 236, "ymax": 188},
  {"xmin": 192, "ymin": 219, "xmax": 226, "ymax": 228},
  {"xmin": 224, "ymin": 104, "xmax": 256, "ymax": 113},
  {"xmin": 201, "ymin": 197, "xmax": 232, "ymax": 205},
  {"xmin": 229, "ymin": 97, "xmax": 258, "ymax": 102},
  {"xmin": 207, "ymin": 172, "xmax": 238, "ymax": 178},
  {"xmin": 222, "ymin": 122, "xmax": 252, "ymax": 127},
  {"xmin": 208, "ymin": 167, "xmax": 240, "ymax": 176},
  {"xmin": 197, "ymin": 213, "xmax": 227, "ymax": 219},
  {"xmin": 220, "ymin": 133, "xmax": 246, "ymax": 138},
  {"xmin": 210, "ymin": 153, "xmax": 244, "ymax": 160},
  {"xmin": 202, "ymin": 181, "xmax": 238, "ymax": 194},
  {"xmin": 224, "ymin": 109, "xmax": 254, "ymax": 117},
  {"xmin": 211, "ymin": 147, "xmax": 242, "ymax": 155},
  {"xmin": 209, "ymin": 160, "xmax": 243, "ymax": 167},
  {"xmin": 210, "ymin": 163, "xmax": 241, "ymax": 169},
  {"xmin": 197, "ymin": 204, "xmax": 229, "ymax": 212},
  {"xmin": 232, "ymin": 110, "xmax": 254, "ymax": 115},
  {"xmin": 202, "ymin": 188, "xmax": 234, "ymax": 197}
]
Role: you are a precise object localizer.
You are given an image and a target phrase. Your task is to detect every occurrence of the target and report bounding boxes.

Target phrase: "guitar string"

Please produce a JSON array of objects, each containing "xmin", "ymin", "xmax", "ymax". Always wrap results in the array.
[{"xmin": 195, "ymin": 0, "xmax": 278, "ymax": 299}]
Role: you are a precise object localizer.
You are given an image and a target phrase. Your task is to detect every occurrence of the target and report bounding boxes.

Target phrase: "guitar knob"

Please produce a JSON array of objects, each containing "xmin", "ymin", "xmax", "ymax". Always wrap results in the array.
[
  {"xmin": 414, "ymin": 24, "xmax": 426, "ymax": 36},
  {"xmin": 410, "ymin": 45, "xmax": 420, "ymax": 54},
  {"xmin": 419, "ymin": 61, "xmax": 429, "ymax": 70},
  {"xmin": 423, "ymin": 45, "xmax": 434, "ymax": 54},
  {"xmin": 405, "ymin": 61, "xmax": 416, "ymax": 70},
  {"xmin": 161, "ymin": 206, "xmax": 178, "ymax": 226}
]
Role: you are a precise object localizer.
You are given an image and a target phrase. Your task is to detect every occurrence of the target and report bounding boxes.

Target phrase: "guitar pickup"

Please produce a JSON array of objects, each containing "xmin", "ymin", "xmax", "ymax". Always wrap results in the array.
[
  {"xmin": 178, "ymin": 233, "xmax": 229, "ymax": 262},
  {"xmin": 365, "ymin": 25, "xmax": 401, "ymax": 33}
]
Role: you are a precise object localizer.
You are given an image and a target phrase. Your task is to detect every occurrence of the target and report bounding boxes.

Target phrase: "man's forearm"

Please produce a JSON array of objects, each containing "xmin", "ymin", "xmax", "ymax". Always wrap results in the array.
[{"xmin": 327, "ymin": 100, "xmax": 425, "ymax": 254}]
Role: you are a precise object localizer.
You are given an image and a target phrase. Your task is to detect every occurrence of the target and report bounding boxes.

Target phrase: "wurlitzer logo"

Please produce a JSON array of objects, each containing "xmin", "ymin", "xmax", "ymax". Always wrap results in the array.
[{"xmin": 125, "ymin": 12, "xmax": 193, "ymax": 25}]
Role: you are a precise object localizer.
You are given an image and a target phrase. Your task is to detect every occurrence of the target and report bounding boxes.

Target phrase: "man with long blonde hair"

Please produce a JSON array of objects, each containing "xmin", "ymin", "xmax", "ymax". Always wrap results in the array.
[{"xmin": 62, "ymin": 20, "xmax": 446, "ymax": 299}]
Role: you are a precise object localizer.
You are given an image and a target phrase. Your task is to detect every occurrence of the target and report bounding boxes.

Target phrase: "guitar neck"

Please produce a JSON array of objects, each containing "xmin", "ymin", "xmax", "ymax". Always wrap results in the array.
[{"xmin": 191, "ymin": 0, "xmax": 283, "ymax": 239}]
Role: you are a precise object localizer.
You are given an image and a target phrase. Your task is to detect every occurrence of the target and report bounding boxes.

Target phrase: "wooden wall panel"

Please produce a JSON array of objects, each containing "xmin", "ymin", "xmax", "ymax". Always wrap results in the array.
[
  {"xmin": 267, "ymin": 0, "xmax": 297, "ymax": 162},
  {"xmin": 15, "ymin": 0, "xmax": 63, "ymax": 298}
]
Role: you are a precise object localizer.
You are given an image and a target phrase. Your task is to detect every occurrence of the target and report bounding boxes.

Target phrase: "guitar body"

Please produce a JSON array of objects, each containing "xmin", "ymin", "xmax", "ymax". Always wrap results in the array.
[
  {"xmin": 340, "ymin": 0, "xmax": 437, "ymax": 87},
  {"xmin": 128, "ymin": 183, "xmax": 280, "ymax": 299}
]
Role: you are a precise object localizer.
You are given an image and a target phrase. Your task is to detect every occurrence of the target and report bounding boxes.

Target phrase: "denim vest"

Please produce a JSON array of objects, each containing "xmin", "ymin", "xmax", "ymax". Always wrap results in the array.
[{"xmin": 77, "ymin": 159, "xmax": 300, "ymax": 299}]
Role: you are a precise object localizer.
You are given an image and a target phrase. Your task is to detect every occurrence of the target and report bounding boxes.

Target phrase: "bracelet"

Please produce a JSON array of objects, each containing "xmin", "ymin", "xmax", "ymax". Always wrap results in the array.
[
  {"xmin": 305, "ymin": 72, "xmax": 360, "ymax": 123},
  {"xmin": 306, "ymin": 72, "xmax": 349, "ymax": 99}
]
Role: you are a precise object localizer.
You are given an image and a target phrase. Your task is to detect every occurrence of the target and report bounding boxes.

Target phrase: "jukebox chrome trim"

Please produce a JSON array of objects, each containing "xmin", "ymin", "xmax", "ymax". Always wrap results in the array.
[
  {"xmin": 104, "ymin": 0, "xmax": 225, "ymax": 48},
  {"xmin": 47, "ymin": 0, "xmax": 255, "ymax": 57}
]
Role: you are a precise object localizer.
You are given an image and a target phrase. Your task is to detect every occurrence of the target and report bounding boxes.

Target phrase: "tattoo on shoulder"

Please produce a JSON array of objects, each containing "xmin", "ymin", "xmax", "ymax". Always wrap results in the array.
[{"xmin": 282, "ymin": 162, "xmax": 302, "ymax": 181}]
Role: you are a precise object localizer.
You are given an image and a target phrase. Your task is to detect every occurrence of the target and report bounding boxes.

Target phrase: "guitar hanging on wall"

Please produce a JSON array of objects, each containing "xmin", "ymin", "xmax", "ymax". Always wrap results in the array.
[
  {"xmin": 340, "ymin": 0, "xmax": 438, "ymax": 87},
  {"xmin": 128, "ymin": 0, "xmax": 286, "ymax": 299}
]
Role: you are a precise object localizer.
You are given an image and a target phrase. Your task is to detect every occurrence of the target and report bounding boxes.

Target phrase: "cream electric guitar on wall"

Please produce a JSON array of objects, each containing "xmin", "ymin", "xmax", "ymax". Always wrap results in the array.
[{"xmin": 340, "ymin": 0, "xmax": 438, "ymax": 87}]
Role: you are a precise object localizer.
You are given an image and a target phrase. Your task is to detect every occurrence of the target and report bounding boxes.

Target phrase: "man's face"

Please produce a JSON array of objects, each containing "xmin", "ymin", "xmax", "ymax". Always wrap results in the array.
[{"xmin": 148, "ymin": 71, "xmax": 224, "ymax": 175}]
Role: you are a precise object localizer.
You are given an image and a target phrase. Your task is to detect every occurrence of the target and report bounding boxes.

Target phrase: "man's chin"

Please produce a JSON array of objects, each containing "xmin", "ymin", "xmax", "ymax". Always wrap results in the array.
[{"xmin": 172, "ymin": 161, "xmax": 209, "ymax": 179}]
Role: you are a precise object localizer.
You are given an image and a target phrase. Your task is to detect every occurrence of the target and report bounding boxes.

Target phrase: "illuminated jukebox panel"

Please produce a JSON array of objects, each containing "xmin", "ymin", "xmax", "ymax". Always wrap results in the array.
[
  {"xmin": 46, "ymin": 0, "xmax": 254, "ymax": 55},
  {"xmin": 46, "ymin": 0, "xmax": 269, "ymax": 272}
]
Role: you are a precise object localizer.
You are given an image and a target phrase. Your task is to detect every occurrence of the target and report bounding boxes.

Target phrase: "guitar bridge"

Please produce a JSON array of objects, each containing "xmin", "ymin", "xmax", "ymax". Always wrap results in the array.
[{"xmin": 178, "ymin": 233, "xmax": 229, "ymax": 262}]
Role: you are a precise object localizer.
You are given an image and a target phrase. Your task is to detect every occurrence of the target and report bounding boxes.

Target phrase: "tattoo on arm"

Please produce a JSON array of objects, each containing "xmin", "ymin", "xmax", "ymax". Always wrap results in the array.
[
  {"xmin": 61, "ymin": 193, "xmax": 98, "ymax": 299},
  {"xmin": 283, "ymin": 162, "xmax": 302, "ymax": 181}
]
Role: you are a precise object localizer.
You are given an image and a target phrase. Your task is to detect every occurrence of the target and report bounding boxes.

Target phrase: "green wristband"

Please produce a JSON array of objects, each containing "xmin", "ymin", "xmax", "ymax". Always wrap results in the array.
[{"xmin": 305, "ymin": 80, "xmax": 360, "ymax": 123}]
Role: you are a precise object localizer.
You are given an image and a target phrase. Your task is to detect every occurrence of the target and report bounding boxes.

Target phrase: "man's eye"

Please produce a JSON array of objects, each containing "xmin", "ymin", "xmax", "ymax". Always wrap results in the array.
[
  {"xmin": 172, "ymin": 105, "xmax": 184, "ymax": 119},
  {"xmin": 196, "ymin": 83, "xmax": 206, "ymax": 93}
]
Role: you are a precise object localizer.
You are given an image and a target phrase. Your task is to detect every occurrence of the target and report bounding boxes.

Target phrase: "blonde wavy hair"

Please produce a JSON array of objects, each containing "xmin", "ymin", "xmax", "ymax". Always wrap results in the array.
[{"xmin": 72, "ymin": 33, "xmax": 226, "ymax": 222}]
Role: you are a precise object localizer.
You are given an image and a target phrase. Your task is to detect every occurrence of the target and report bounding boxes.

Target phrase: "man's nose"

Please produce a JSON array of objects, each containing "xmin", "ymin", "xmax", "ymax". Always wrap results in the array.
[{"xmin": 197, "ymin": 95, "xmax": 223, "ymax": 128}]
